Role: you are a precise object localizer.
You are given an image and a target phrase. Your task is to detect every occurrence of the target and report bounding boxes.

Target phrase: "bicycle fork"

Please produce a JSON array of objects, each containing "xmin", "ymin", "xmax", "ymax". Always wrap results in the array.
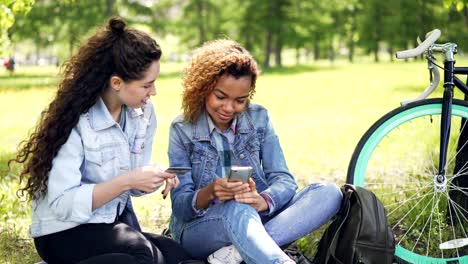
[{"xmin": 436, "ymin": 60, "xmax": 455, "ymax": 191}]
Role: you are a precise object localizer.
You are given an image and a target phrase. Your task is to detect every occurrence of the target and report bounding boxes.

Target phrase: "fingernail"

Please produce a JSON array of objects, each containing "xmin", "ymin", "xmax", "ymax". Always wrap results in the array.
[{"xmin": 163, "ymin": 195, "xmax": 167, "ymax": 199}]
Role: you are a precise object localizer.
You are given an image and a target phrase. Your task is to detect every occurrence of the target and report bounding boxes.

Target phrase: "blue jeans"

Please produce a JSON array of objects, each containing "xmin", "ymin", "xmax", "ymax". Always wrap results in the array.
[{"xmin": 180, "ymin": 182, "xmax": 342, "ymax": 264}]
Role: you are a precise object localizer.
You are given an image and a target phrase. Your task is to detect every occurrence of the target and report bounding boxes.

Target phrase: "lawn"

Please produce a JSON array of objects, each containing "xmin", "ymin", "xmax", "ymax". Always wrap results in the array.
[{"xmin": 0, "ymin": 59, "xmax": 460, "ymax": 263}]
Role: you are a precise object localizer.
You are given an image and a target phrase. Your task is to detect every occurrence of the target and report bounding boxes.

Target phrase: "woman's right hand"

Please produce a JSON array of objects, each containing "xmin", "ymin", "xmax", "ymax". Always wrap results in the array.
[
  {"xmin": 211, "ymin": 178, "xmax": 250, "ymax": 201},
  {"xmin": 127, "ymin": 165, "xmax": 176, "ymax": 193},
  {"xmin": 196, "ymin": 178, "xmax": 250, "ymax": 209}
]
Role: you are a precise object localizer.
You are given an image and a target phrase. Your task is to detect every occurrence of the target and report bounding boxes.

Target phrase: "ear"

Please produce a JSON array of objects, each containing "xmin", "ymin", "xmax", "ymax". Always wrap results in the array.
[{"xmin": 110, "ymin": 75, "xmax": 123, "ymax": 92}]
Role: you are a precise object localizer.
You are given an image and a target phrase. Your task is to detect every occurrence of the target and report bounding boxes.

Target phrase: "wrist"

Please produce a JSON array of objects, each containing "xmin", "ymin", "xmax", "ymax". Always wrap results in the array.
[
  {"xmin": 204, "ymin": 183, "xmax": 216, "ymax": 201},
  {"xmin": 259, "ymin": 193, "xmax": 272, "ymax": 212},
  {"xmin": 117, "ymin": 171, "xmax": 133, "ymax": 192}
]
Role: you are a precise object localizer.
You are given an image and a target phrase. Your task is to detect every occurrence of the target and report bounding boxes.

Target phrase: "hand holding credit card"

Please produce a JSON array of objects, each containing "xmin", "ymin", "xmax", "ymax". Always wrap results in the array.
[{"xmin": 165, "ymin": 167, "xmax": 191, "ymax": 174}]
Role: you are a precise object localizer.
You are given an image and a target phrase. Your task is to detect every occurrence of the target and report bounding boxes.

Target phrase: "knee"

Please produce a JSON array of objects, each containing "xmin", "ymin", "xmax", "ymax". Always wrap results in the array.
[
  {"xmin": 307, "ymin": 182, "xmax": 343, "ymax": 212},
  {"xmin": 124, "ymin": 236, "xmax": 159, "ymax": 264},
  {"xmin": 322, "ymin": 182, "xmax": 343, "ymax": 213}
]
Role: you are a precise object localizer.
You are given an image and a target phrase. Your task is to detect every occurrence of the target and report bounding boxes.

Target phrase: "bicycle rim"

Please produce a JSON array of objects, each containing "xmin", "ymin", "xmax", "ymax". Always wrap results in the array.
[{"xmin": 348, "ymin": 99, "xmax": 468, "ymax": 263}]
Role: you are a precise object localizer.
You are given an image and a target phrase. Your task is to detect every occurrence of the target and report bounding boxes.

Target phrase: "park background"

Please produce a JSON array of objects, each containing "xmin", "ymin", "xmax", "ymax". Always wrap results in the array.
[{"xmin": 2, "ymin": 0, "xmax": 468, "ymax": 263}]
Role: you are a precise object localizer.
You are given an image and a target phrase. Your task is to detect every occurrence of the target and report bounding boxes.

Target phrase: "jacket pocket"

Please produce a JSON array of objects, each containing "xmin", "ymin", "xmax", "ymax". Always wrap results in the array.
[
  {"xmin": 131, "ymin": 134, "xmax": 145, "ymax": 154},
  {"xmin": 84, "ymin": 148, "xmax": 118, "ymax": 180}
]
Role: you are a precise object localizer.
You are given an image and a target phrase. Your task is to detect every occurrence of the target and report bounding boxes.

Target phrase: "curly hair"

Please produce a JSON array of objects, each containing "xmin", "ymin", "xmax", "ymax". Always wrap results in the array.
[
  {"xmin": 10, "ymin": 17, "xmax": 162, "ymax": 200},
  {"xmin": 182, "ymin": 39, "xmax": 259, "ymax": 123}
]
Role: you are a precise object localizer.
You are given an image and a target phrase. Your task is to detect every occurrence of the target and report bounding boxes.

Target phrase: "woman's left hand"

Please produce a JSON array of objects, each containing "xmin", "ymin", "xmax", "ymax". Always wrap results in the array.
[
  {"xmin": 234, "ymin": 178, "xmax": 269, "ymax": 212},
  {"xmin": 162, "ymin": 174, "xmax": 180, "ymax": 199}
]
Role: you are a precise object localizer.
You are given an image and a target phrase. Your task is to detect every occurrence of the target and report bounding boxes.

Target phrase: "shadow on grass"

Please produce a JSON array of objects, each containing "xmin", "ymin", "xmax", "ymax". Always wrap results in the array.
[
  {"xmin": 0, "ymin": 70, "xmax": 182, "ymax": 92},
  {"xmin": 0, "ymin": 66, "xmax": 340, "ymax": 91},
  {"xmin": 0, "ymin": 72, "xmax": 56, "ymax": 79},
  {"xmin": 159, "ymin": 70, "xmax": 182, "ymax": 79},
  {"xmin": 0, "ymin": 75, "xmax": 57, "ymax": 91},
  {"xmin": 262, "ymin": 64, "xmax": 341, "ymax": 75}
]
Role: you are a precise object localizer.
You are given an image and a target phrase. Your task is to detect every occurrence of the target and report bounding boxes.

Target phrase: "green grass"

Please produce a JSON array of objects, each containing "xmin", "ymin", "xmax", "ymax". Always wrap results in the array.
[{"xmin": 0, "ymin": 58, "xmax": 460, "ymax": 262}]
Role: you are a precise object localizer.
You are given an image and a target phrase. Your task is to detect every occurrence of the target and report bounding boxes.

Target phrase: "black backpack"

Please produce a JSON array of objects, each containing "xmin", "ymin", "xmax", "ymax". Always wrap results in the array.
[{"xmin": 313, "ymin": 184, "xmax": 395, "ymax": 264}]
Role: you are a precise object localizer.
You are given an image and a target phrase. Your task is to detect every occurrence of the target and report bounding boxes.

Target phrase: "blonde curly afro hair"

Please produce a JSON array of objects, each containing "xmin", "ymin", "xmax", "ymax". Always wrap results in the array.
[{"xmin": 182, "ymin": 39, "xmax": 259, "ymax": 123}]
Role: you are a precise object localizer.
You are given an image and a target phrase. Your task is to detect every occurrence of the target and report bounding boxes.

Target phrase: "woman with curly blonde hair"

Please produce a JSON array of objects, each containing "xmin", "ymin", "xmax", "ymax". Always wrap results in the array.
[{"xmin": 167, "ymin": 39, "xmax": 343, "ymax": 264}]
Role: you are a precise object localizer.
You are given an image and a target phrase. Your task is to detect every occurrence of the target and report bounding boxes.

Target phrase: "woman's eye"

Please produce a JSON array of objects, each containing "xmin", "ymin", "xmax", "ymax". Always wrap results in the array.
[
  {"xmin": 236, "ymin": 99, "xmax": 246, "ymax": 104},
  {"xmin": 216, "ymin": 95, "xmax": 225, "ymax": 100}
]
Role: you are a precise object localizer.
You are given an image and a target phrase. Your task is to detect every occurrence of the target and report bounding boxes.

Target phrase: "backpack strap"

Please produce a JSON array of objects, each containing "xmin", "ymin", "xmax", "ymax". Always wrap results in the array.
[{"xmin": 324, "ymin": 186, "xmax": 354, "ymax": 264}]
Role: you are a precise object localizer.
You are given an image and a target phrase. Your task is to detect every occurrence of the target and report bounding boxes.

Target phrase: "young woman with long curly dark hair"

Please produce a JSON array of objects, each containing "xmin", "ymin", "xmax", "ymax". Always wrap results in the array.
[
  {"xmin": 10, "ymin": 17, "xmax": 194, "ymax": 264},
  {"xmin": 167, "ymin": 40, "xmax": 343, "ymax": 264}
]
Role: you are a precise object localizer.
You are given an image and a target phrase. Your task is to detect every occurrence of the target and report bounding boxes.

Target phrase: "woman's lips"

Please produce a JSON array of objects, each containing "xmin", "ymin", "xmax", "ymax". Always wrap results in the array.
[{"xmin": 218, "ymin": 113, "xmax": 233, "ymax": 121}]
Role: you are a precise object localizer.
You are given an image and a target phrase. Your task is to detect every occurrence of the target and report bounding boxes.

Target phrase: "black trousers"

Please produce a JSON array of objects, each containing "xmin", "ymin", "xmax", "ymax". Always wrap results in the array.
[{"xmin": 34, "ymin": 221, "xmax": 193, "ymax": 264}]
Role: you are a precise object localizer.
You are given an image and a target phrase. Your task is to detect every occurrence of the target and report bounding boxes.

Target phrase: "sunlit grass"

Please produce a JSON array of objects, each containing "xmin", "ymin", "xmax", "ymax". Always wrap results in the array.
[{"xmin": 1, "ymin": 58, "xmax": 461, "ymax": 262}]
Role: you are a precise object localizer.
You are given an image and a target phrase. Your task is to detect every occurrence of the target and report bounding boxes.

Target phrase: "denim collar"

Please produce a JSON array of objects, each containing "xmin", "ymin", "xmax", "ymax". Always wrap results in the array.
[
  {"xmin": 192, "ymin": 107, "xmax": 255, "ymax": 141},
  {"xmin": 89, "ymin": 97, "xmax": 144, "ymax": 131},
  {"xmin": 206, "ymin": 113, "xmax": 237, "ymax": 134}
]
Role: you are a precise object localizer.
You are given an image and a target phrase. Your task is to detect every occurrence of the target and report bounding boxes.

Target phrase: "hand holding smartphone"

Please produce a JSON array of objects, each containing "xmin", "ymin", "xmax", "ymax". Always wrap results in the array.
[{"xmin": 228, "ymin": 166, "xmax": 252, "ymax": 183}]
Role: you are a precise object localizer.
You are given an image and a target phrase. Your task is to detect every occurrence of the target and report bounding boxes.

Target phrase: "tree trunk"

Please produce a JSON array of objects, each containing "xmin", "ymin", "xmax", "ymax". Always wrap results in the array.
[
  {"xmin": 329, "ymin": 37, "xmax": 335, "ymax": 63},
  {"xmin": 388, "ymin": 46, "xmax": 394, "ymax": 62},
  {"xmin": 313, "ymin": 33, "xmax": 319, "ymax": 61},
  {"xmin": 348, "ymin": 7, "xmax": 357, "ymax": 63},
  {"xmin": 463, "ymin": 4, "xmax": 468, "ymax": 29},
  {"xmin": 106, "ymin": 0, "xmax": 114, "ymax": 16},
  {"xmin": 35, "ymin": 44, "xmax": 40, "ymax": 65},
  {"xmin": 275, "ymin": 33, "xmax": 282, "ymax": 67},
  {"xmin": 196, "ymin": 0, "xmax": 206, "ymax": 46},
  {"xmin": 263, "ymin": 2, "xmax": 274, "ymax": 69},
  {"xmin": 373, "ymin": 42, "xmax": 379, "ymax": 63},
  {"xmin": 264, "ymin": 30, "xmax": 272, "ymax": 69},
  {"xmin": 295, "ymin": 46, "xmax": 300, "ymax": 65}
]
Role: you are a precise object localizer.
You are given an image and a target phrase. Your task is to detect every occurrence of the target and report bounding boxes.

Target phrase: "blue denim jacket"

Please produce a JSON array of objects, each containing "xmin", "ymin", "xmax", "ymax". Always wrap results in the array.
[
  {"xmin": 30, "ymin": 97, "xmax": 156, "ymax": 238},
  {"xmin": 168, "ymin": 103, "xmax": 298, "ymax": 241}
]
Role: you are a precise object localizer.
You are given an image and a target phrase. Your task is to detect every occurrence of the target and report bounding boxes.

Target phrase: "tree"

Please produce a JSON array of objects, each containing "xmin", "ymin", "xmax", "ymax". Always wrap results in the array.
[
  {"xmin": 357, "ymin": 0, "xmax": 389, "ymax": 62},
  {"xmin": 176, "ymin": 0, "xmax": 233, "ymax": 49},
  {"xmin": 0, "ymin": 0, "xmax": 34, "ymax": 55}
]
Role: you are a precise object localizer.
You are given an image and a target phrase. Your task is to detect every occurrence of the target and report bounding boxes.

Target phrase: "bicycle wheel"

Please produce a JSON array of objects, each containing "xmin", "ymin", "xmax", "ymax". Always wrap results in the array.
[{"xmin": 348, "ymin": 98, "xmax": 468, "ymax": 263}]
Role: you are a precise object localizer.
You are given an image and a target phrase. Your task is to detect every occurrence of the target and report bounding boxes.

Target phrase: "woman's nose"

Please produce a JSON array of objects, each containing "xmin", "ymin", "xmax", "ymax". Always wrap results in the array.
[
  {"xmin": 149, "ymin": 85, "xmax": 156, "ymax": 96},
  {"xmin": 222, "ymin": 101, "xmax": 234, "ymax": 112}
]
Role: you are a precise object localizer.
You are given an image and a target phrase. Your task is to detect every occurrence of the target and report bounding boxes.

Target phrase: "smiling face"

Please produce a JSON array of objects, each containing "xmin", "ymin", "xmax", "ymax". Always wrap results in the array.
[
  {"xmin": 205, "ymin": 74, "xmax": 252, "ymax": 131},
  {"xmin": 115, "ymin": 60, "xmax": 160, "ymax": 109}
]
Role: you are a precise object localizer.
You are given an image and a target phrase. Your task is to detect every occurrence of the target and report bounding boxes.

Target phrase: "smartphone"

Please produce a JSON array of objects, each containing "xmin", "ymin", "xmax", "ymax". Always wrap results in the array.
[
  {"xmin": 165, "ymin": 167, "xmax": 191, "ymax": 174},
  {"xmin": 228, "ymin": 166, "xmax": 252, "ymax": 183}
]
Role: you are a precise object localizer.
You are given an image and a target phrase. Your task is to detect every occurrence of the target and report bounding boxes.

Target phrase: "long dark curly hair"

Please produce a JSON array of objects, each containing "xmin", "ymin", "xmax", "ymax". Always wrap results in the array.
[{"xmin": 10, "ymin": 17, "xmax": 162, "ymax": 200}]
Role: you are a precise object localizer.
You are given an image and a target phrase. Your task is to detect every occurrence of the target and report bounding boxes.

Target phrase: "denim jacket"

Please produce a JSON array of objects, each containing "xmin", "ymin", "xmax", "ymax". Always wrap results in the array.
[
  {"xmin": 168, "ymin": 103, "xmax": 298, "ymax": 241},
  {"xmin": 30, "ymin": 97, "xmax": 156, "ymax": 238}
]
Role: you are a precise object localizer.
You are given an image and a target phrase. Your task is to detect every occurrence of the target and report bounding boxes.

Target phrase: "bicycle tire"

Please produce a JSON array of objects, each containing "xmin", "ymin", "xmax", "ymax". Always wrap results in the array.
[{"xmin": 347, "ymin": 98, "xmax": 468, "ymax": 263}]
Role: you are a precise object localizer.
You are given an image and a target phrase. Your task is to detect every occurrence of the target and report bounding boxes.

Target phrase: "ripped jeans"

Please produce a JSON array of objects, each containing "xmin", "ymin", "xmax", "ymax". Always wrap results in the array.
[{"xmin": 180, "ymin": 182, "xmax": 343, "ymax": 264}]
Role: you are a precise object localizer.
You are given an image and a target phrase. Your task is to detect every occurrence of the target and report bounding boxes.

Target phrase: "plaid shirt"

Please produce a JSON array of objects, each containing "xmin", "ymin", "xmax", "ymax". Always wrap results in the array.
[
  {"xmin": 206, "ymin": 113, "xmax": 273, "ymax": 210},
  {"xmin": 207, "ymin": 114, "xmax": 237, "ymax": 178}
]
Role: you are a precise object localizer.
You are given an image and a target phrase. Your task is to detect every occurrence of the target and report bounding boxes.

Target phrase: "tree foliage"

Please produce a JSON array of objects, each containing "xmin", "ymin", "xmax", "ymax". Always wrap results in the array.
[
  {"xmin": 0, "ymin": 0, "xmax": 34, "ymax": 55},
  {"xmin": 8, "ymin": 0, "xmax": 468, "ymax": 66}
]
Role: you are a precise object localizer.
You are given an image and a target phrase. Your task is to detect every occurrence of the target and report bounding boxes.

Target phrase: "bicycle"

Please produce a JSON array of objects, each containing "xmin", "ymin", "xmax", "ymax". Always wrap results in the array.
[{"xmin": 347, "ymin": 29, "xmax": 468, "ymax": 263}]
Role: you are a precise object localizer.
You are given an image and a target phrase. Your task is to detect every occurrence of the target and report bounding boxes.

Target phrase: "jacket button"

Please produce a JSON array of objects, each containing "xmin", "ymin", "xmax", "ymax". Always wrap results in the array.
[{"xmin": 239, "ymin": 154, "xmax": 245, "ymax": 159}]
